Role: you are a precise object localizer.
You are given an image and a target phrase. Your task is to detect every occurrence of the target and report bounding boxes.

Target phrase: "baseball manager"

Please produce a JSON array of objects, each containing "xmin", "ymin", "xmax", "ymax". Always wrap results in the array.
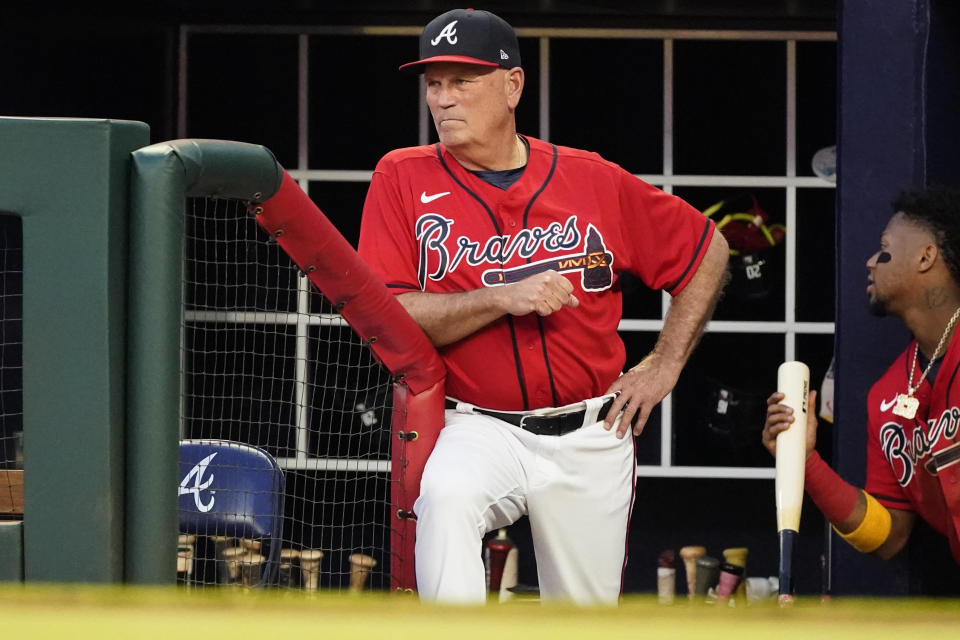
[{"xmin": 358, "ymin": 8, "xmax": 729, "ymax": 604}]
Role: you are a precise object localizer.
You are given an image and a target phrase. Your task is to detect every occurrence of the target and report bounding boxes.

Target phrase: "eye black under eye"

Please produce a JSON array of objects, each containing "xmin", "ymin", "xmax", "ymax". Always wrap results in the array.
[{"xmin": 876, "ymin": 251, "xmax": 892, "ymax": 263}]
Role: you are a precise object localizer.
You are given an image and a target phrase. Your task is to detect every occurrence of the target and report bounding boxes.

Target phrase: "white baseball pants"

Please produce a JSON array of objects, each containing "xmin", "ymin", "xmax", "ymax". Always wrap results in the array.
[{"xmin": 413, "ymin": 404, "xmax": 636, "ymax": 605}]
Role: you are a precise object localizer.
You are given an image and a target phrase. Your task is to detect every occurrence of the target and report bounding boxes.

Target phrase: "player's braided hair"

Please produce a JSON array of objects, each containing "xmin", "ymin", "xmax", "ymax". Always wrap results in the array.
[{"xmin": 895, "ymin": 186, "xmax": 960, "ymax": 284}]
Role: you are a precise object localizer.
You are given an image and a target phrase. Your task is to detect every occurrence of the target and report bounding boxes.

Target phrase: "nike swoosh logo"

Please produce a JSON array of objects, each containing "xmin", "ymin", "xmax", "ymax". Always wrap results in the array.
[
  {"xmin": 420, "ymin": 191, "xmax": 450, "ymax": 204},
  {"xmin": 880, "ymin": 396, "xmax": 898, "ymax": 412}
]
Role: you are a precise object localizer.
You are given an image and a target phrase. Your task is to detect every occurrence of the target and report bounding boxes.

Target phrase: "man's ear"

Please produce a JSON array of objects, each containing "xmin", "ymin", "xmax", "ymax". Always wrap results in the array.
[
  {"xmin": 505, "ymin": 67, "xmax": 524, "ymax": 109},
  {"xmin": 918, "ymin": 243, "xmax": 940, "ymax": 273}
]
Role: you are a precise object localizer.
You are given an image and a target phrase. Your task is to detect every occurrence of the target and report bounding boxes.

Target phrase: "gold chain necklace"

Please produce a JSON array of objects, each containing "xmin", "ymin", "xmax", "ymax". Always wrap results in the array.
[{"xmin": 892, "ymin": 305, "xmax": 960, "ymax": 419}]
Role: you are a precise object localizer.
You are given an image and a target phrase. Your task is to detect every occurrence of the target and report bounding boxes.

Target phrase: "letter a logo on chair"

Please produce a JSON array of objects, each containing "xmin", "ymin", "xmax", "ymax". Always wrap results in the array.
[
  {"xmin": 431, "ymin": 20, "xmax": 458, "ymax": 46},
  {"xmin": 179, "ymin": 452, "xmax": 217, "ymax": 512}
]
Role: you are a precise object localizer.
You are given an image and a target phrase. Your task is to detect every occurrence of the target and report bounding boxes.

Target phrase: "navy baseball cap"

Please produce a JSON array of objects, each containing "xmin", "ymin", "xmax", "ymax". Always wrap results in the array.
[{"xmin": 399, "ymin": 8, "xmax": 521, "ymax": 74}]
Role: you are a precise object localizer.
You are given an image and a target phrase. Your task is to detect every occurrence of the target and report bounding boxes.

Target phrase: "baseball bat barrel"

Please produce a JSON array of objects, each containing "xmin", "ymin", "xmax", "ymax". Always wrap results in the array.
[
  {"xmin": 278, "ymin": 548, "xmax": 301, "ymax": 588},
  {"xmin": 679, "ymin": 546, "xmax": 706, "ymax": 599},
  {"xmin": 240, "ymin": 552, "xmax": 265, "ymax": 587},
  {"xmin": 176, "ymin": 534, "xmax": 196, "ymax": 585},
  {"xmin": 240, "ymin": 538, "xmax": 261, "ymax": 552},
  {"xmin": 348, "ymin": 553, "xmax": 377, "ymax": 592},
  {"xmin": 498, "ymin": 547, "xmax": 519, "ymax": 603},
  {"xmin": 775, "ymin": 361, "xmax": 809, "ymax": 604},
  {"xmin": 694, "ymin": 556, "xmax": 720, "ymax": 597},
  {"xmin": 722, "ymin": 547, "xmax": 749, "ymax": 600},
  {"xmin": 221, "ymin": 546, "xmax": 247, "ymax": 585},
  {"xmin": 299, "ymin": 549, "xmax": 324, "ymax": 591},
  {"xmin": 486, "ymin": 529, "xmax": 514, "ymax": 593},
  {"xmin": 656, "ymin": 550, "xmax": 676, "ymax": 605}
]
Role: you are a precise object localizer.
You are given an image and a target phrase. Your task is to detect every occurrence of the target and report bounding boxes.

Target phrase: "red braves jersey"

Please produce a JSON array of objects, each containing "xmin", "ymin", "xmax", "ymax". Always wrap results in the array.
[
  {"xmin": 866, "ymin": 334, "xmax": 960, "ymax": 562},
  {"xmin": 358, "ymin": 136, "xmax": 713, "ymax": 411}
]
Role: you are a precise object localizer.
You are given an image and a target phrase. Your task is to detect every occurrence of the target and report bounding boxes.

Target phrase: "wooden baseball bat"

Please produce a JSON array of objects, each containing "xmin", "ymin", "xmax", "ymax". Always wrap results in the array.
[
  {"xmin": 299, "ymin": 549, "xmax": 324, "ymax": 591},
  {"xmin": 278, "ymin": 548, "xmax": 301, "ymax": 589},
  {"xmin": 498, "ymin": 547, "xmax": 519, "ymax": 603},
  {"xmin": 221, "ymin": 545, "xmax": 247, "ymax": 586},
  {"xmin": 656, "ymin": 550, "xmax": 676, "ymax": 605},
  {"xmin": 679, "ymin": 546, "xmax": 706, "ymax": 599},
  {"xmin": 240, "ymin": 551, "xmax": 265, "ymax": 587},
  {"xmin": 486, "ymin": 529, "xmax": 514, "ymax": 594},
  {"xmin": 776, "ymin": 361, "xmax": 809, "ymax": 606},
  {"xmin": 348, "ymin": 553, "xmax": 377, "ymax": 592},
  {"xmin": 722, "ymin": 547, "xmax": 749, "ymax": 600},
  {"xmin": 176, "ymin": 534, "xmax": 196, "ymax": 586}
]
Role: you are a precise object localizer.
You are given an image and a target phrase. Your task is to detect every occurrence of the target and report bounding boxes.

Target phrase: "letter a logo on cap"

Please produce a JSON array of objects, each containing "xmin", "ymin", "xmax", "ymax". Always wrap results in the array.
[{"xmin": 431, "ymin": 20, "xmax": 458, "ymax": 46}]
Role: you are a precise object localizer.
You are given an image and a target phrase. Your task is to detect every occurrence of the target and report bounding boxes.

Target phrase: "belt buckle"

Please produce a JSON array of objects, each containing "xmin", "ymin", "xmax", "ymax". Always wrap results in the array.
[
  {"xmin": 518, "ymin": 413, "xmax": 534, "ymax": 431},
  {"xmin": 519, "ymin": 413, "xmax": 556, "ymax": 435}
]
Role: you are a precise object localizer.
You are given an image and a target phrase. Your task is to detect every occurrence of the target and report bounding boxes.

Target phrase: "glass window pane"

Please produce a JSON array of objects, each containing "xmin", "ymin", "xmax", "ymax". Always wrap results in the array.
[
  {"xmin": 672, "ymin": 332, "xmax": 782, "ymax": 467},
  {"xmin": 550, "ymin": 38, "xmax": 663, "ymax": 173},
  {"xmin": 515, "ymin": 37, "xmax": 542, "ymax": 139},
  {"xmin": 187, "ymin": 34, "xmax": 299, "ymax": 168},
  {"xmin": 797, "ymin": 42, "xmax": 838, "ymax": 179},
  {"xmin": 307, "ymin": 181, "xmax": 372, "ymax": 250},
  {"xmin": 183, "ymin": 323, "xmax": 299, "ymax": 458},
  {"xmin": 674, "ymin": 186, "xmax": 787, "ymax": 322},
  {"xmin": 674, "ymin": 41, "xmax": 786, "ymax": 175},
  {"xmin": 621, "ymin": 331, "xmax": 662, "ymax": 465},
  {"xmin": 307, "ymin": 326, "xmax": 393, "ymax": 460},
  {"xmin": 0, "ymin": 25, "xmax": 171, "ymax": 142},
  {"xmin": 309, "ymin": 35, "xmax": 421, "ymax": 169},
  {"xmin": 796, "ymin": 188, "xmax": 836, "ymax": 322},
  {"xmin": 797, "ymin": 333, "xmax": 835, "ymax": 463}
]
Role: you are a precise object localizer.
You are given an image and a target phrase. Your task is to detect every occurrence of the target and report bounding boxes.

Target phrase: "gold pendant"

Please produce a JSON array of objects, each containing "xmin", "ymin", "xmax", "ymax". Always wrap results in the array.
[{"xmin": 892, "ymin": 394, "xmax": 919, "ymax": 419}]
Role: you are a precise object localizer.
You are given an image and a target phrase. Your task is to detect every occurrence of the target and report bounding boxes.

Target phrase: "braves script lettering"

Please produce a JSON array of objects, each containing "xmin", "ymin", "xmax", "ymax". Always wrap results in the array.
[
  {"xmin": 415, "ymin": 214, "xmax": 584, "ymax": 289},
  {"xmin": 880, "ymin": 406, "xmax": 960, "ymax": 486}
]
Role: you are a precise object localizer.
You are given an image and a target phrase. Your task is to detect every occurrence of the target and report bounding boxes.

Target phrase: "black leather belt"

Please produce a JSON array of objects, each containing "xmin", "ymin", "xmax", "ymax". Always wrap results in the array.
[{"xmin": 445, "ymin": 397, "xmax": 616, "ymax": 436}]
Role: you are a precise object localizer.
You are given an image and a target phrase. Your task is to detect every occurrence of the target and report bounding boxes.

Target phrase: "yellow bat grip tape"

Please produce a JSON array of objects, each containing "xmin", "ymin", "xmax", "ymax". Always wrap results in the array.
[{"xmin": 835, "ymin": 491, "xmax": 892, "ymax": 553}]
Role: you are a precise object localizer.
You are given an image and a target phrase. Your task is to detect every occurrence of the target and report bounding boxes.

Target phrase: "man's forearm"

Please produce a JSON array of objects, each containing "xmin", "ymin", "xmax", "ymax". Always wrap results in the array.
[
  {"xmin": 652, "ymin": 228, "xmax": 729, "ymax": 374},
  {"xmin": 396, "ymin": 289, "xmax": 506, "ymax": 347},
  {"xmin": 396, "ymin": 270, "xmax": 579, "ymax": 348}
]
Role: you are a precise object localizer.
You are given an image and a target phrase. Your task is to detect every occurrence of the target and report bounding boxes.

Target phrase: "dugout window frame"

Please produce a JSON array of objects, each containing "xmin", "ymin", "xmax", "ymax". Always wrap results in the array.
[{"xmin": 177, "ymin": 24, "xmax": 837, "ymax": 481}]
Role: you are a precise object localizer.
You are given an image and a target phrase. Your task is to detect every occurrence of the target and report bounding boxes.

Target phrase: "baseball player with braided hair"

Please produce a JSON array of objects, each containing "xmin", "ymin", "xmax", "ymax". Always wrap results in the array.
[
  {"xmin": 358, "ymin": 8, "xmax": 729, "ymax": 604},
  {"xmin": 764, "ymin": 186, "xmax": 960, "ymax": 572}
]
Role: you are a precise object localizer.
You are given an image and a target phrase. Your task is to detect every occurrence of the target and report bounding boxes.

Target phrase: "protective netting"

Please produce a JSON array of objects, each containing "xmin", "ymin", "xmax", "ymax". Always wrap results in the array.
[
  {"xmin": 0, "ymin": 215, "xmax": 23, "ymax": 520},
  {"xmin": 178, "ymin": 196, "xmax": 394, "ymax": 590}
]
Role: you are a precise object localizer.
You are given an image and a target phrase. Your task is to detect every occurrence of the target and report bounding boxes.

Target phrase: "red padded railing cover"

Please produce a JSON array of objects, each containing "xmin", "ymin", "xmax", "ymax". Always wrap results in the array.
[{"xmin": 256, "ymin": 171, "xmax": 445, "ymax": 591}]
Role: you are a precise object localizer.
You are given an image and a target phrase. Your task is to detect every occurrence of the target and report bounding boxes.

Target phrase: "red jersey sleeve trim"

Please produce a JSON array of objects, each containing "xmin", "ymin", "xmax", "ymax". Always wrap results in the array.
[{"xmin": 664, "ymin": 217, "xmax": 714, "ymax": 295}]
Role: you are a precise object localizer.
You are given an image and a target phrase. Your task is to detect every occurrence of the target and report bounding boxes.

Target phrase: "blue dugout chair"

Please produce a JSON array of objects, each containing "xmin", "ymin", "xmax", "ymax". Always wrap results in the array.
[{"xmin": 178, "ymin": 440, "xmax": 285, "ymax": 586}]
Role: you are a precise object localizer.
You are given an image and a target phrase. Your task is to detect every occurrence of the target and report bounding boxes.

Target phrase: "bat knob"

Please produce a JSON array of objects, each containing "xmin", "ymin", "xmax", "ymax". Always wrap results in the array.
[
  {"xmin": 348, "ymin": 553, "xmax": 377, "ymax": 593},
  {"xmin": 299, "ymin": 549, "xmax": 325, "ymax": 591}
]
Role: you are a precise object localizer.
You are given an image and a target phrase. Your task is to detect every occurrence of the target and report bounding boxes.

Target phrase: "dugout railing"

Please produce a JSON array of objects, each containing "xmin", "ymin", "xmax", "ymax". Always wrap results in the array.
[{"xmin": 128, "ymin": 138, "xmax": 445, "ymax": 591}]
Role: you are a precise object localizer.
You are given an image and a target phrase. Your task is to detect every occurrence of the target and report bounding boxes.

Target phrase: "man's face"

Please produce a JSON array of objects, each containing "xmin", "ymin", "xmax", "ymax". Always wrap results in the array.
[
  {"xmin": 866, "ymin": 212, "xmax": 933, "ymax": 317},
  {"xmin": 423, "ymin": 62, "xmax": 521, "ymax": 152}
]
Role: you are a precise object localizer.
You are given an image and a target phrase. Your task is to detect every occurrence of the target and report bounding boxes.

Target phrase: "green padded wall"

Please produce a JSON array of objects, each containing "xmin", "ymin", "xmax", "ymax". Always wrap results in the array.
[
  {"xmin": 126, "ymin": 139, "xmax": 282, "ymax": 584},
  {"xmin": 0, "ymin": 522, "xmax": 23, "ymax": 581},
  {"xmin": 0, "ymin": 117, "xmax": 149, "ymax": 582}
]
